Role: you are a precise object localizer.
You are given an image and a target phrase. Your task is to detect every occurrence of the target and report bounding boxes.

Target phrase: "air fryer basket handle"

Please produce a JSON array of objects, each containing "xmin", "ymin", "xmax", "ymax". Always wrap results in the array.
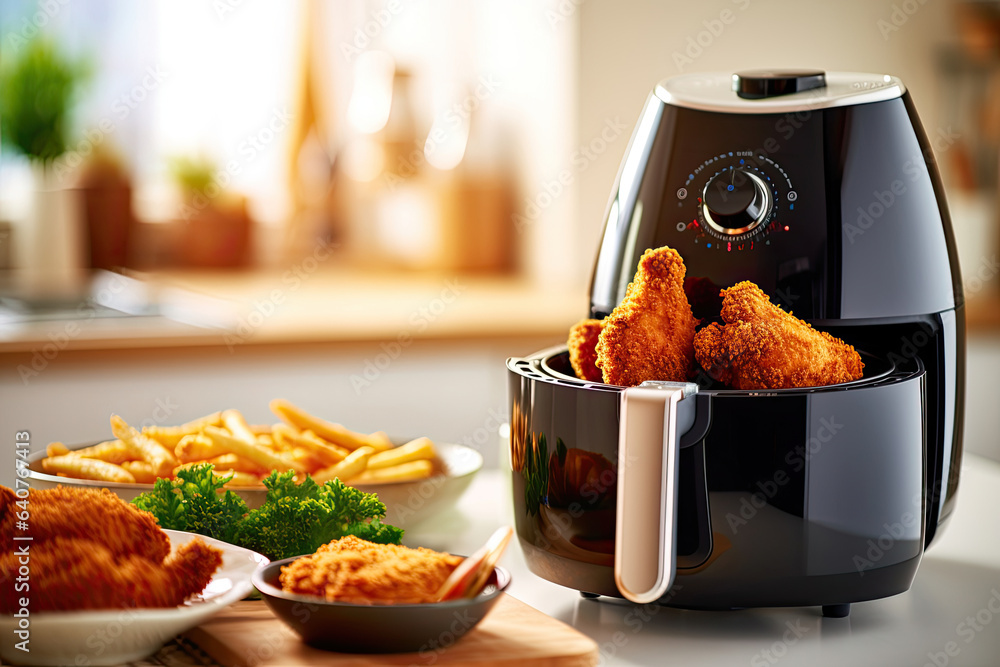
[{"xmin": 615, "ymin": 381, "xmax": 698, "ymax": 604}]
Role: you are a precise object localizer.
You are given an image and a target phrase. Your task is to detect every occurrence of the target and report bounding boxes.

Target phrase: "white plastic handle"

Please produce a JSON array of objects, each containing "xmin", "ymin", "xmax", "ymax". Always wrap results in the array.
[{"xmin": 614, "ymin": 381, "xmax": 697, "ymax": 604}]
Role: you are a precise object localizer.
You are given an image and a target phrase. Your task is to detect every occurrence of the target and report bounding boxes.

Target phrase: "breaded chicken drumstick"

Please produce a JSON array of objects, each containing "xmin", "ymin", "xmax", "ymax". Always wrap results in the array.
[
  {"xmin": 693, "ymin": 281, "xmax": 864, "ymax": 389},
  {"xmin": 595, "ymin": 246, "xmax": 697, "ymax": 386}
]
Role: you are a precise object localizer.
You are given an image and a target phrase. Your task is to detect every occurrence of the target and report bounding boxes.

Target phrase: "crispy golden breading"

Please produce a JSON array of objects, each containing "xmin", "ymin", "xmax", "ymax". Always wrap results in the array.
[
  {"xmin": 0, "ymin": 487, "xmax": 170, "ymax": 564},
  {"xmin": 567, "ymin": 319, "xmax": 605, "ymax": 382},
  {"xmin": 0, "ymin": 485, "xmax": 221, "ymax": 612},
  {"xmin": 693, "ymin": 281, "xmax": 864, "ymax": 389},
  {"xmin": 0, "ymin": 536, "xmax": 222, "ymax": 612},
  {"xmin": 280, "ymin": 535, "xmax": 462, "ymax": 604},
  {"xmin": 595, "ymin": 246, "xmax": 697, "ymax": 386}
]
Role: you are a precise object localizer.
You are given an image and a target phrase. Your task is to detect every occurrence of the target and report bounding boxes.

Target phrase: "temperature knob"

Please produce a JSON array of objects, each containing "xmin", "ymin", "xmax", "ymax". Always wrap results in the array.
[{"xmin": 701, "ymin": 169, "xmax": 772, "ymax": 236}]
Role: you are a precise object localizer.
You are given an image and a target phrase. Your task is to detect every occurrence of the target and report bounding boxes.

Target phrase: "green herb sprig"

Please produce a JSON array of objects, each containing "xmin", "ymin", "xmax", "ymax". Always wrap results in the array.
[{"xmin": 132, "ymin": 465, "xmax": 403, "ymax": 560}]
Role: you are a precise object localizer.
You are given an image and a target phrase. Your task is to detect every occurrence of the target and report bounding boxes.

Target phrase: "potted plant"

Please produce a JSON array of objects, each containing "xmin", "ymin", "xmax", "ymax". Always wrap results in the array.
[
  {"xmin": 75, "ymin": 146, "xmax": 134, "ymax": 271},
  {"xmin": 169, "ymin": 155, "xmax": 252, "ymax": 268},
  {"xmin": 0, "ymin": 37, "xmax": 88, "ymax": 292}
]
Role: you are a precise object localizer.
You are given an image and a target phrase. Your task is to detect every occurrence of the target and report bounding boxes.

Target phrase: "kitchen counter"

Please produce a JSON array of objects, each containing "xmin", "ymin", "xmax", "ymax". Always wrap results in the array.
[
  {"xmin": 410, "ymin": 454, "xmax": 1000, "ymax": 666},
  {"xmin": 0, "ymin": 269, "xmax": 587, "ymax": 354}
]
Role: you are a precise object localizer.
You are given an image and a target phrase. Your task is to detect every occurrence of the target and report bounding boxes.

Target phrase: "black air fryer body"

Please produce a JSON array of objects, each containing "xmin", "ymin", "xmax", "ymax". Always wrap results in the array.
[{"xmin": 507, "ymin": 71, "xmax": 964, "ymax": 615}]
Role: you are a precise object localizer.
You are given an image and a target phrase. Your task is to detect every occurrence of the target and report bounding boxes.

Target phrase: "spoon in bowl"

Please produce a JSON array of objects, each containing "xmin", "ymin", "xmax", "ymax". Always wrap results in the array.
[{"xmin": 435, "ymin": 526, "xmax": 514, "ymax": 602}]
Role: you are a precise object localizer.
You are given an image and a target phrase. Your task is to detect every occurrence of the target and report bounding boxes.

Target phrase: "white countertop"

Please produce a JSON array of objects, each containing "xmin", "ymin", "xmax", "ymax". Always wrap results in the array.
[{"xmin": 409, "ymin": 454, "xmax": 1000, "ymax": 666}]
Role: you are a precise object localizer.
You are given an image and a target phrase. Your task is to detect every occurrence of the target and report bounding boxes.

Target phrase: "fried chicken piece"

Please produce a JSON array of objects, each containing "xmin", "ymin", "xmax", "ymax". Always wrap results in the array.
[
  {"xmin": 595, "ymin": 246, "xmax": 697, "ymax": 386},
  {"xmin": 693, "ymin": 281, "xmax": 864, "ymax": 389},
  {"xmin": 0, "ymin": 487, "xmax": 169, "ymax": 564},
  {"xmin": 567, "ymin": 318, "xmax": 605, "ymax": 382},
  {"xmin": 280, "ymin": 535, "xmax": 462, "ymax": 604},
  {"xmin": 0, "ymin": 536, "xmax": 222, "ymax": 612}
]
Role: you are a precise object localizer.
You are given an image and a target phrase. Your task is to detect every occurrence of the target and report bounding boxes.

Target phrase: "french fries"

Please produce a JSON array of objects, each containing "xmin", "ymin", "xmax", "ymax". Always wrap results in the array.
[
  {"xmin": 42, "ymin": 455, "xmax": 135, "ymax": 484},
  {"xmin": 272, "ymin": 424, "xmax": 348, "ymax": 466},
  {"xmin": 312, "ymin": 446, "xmax": 375, "ymax": 484},
  {"xmin": 49, "ymin": 439, "xmax": 131, "ymax": 464},
  {"xmin": 46, "ymin": 442, "xmax": 71, "ymax": 458},
  {"xmin": 175, "ymin": 433, "xmax": 228, "ymax": 463},
  {"xmin": 111, "ymin": 415, "xmax": 178, "ymax": 478},
  {"xmin": 122, "ymin": 460, "xmax": 157, "ymax": 483},
  {"xmin": 142, "ymin": 411, "xmax": 223, "ymax": 448},
  {"xmin": 353, "ymin": 459, "xmax": 435, "ymax": 484},
  {"xmin": 367, "ymin": 437, "xmax": 435, "ymax": 470},
  {"xmin": 41, "ymin": 401, "xmax": 439, "ymax": 489},
  {"xmin": 202, "ymin": 426, "xmax": 307, "ymax": 475},
  {"xmin": 270, "ymin": 399, "xmax": 393, "ymax": 452},
  {"xmin": 222, "ymin": 409, "xmax": 257, "ymax": 444},
  {"xmin": 203, "ymin": 453, "xmax": 271, "ymax": 475}
]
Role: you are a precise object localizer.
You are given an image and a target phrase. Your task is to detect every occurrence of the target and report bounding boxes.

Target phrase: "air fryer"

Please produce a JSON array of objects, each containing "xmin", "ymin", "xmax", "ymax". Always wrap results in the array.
[{"xmin": 507, "ymin": 70, "xmax": 964, "ymax": 617}]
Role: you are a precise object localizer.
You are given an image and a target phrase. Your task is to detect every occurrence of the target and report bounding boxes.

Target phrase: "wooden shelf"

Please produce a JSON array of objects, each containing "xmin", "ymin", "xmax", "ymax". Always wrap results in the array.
[{"xmin": 0, "ymin": 269, "xmax": 589, "ymax": 355}]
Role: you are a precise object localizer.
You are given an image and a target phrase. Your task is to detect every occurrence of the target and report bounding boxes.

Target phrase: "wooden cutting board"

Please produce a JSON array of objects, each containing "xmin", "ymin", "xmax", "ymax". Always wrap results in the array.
[{"xmin": 184, "ymin": 594, "xmax": 599, "ymax": 667}]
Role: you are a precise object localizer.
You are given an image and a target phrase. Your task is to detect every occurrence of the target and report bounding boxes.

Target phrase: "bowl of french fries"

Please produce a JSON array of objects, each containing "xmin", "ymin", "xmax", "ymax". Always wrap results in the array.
[{"xmin": 26, "ymin": 399, "xmax": 483, "ymax": 528}]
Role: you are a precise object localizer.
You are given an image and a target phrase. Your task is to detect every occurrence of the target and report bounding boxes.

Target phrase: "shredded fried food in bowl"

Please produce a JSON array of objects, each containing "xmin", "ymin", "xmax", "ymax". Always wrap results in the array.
[{"xmin": 279, "ymin": 535, "xmax": 463, "ymax": 604}]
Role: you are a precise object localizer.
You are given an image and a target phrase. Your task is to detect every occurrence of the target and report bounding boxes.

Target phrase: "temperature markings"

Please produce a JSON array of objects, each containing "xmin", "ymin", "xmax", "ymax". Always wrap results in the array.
[{"xmin": 759, "ymin": 155, "xmax": 794, "ymax": 189}]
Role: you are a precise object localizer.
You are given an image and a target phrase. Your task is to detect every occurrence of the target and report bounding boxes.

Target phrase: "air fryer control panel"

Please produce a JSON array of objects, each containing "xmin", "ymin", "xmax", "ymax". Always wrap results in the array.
[
  {"xmin": 626, "ymin": 106, "xmax": 830, "ymax": 318},
  {"xmin": 683, "ymin": 153, "xmax": 788, "ymax": 245}
]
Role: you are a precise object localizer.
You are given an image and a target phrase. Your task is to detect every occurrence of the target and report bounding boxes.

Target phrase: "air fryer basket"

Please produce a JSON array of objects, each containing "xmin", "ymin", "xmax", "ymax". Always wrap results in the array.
[{"xmin": 508, "ymin": 346, "xmax": 926, "ymax": 610}]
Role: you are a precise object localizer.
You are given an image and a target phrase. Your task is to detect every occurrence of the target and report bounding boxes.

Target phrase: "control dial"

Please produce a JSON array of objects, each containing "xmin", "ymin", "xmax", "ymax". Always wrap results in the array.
[{"xmin": 701, "ymin": 169, "xmax": 772, "ymax": 237}]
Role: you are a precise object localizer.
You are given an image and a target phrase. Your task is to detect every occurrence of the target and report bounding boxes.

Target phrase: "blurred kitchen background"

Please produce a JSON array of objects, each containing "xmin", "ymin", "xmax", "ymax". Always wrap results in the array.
[{"xmin": 1, "ymin": 0, "xmax": 999, "ymax": 488}]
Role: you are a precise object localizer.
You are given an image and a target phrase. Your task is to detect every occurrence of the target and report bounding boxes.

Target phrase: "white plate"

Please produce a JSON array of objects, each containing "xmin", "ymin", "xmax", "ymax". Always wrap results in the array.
[
  {"xmin": 0, "ymin": 530, "xmax": 267, "ymax": 667},
  {"xmin": 27, "ymin": 441, "xmax": 483, "ymax": 528}
]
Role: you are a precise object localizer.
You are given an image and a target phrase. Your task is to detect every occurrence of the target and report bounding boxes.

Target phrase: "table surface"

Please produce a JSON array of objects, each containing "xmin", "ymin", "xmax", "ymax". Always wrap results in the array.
[
  {"xmin": 408, "ymin": 454, "xmax": 1000, "ymax": 667},
  {"xmin": 0, "ymin": 269, "xmax": 587, "ymax": 353}
]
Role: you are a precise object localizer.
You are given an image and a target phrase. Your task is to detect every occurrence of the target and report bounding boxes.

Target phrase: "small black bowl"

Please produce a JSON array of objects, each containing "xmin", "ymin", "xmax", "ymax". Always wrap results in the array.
[{"xmin": 252, "ymin": 555, "xmax": 511, "ymax": 654}]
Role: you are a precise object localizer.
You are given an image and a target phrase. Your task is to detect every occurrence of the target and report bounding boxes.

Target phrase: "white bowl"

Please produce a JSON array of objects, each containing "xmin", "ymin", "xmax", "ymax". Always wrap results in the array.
[
  {"xmin": 26, "ymin": 442, "xmax": 483, "ymax": 528},
  {"xmin": 0, "ymin": 530, "xmax": 267, "ymax": 667}
]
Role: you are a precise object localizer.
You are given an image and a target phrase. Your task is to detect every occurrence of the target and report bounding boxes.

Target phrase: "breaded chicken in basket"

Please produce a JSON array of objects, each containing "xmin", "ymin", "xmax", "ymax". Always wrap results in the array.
[
  {"xmin": 595, "ymin": 246, "xmax": 697, "ymax": 386},
  {"xmin": 567, "ymin": 318, "xmax": 605, "ymax": 382},
  {"xmin": 694, "ymin": 281, "xmax": 864, "ymax": 390}
]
